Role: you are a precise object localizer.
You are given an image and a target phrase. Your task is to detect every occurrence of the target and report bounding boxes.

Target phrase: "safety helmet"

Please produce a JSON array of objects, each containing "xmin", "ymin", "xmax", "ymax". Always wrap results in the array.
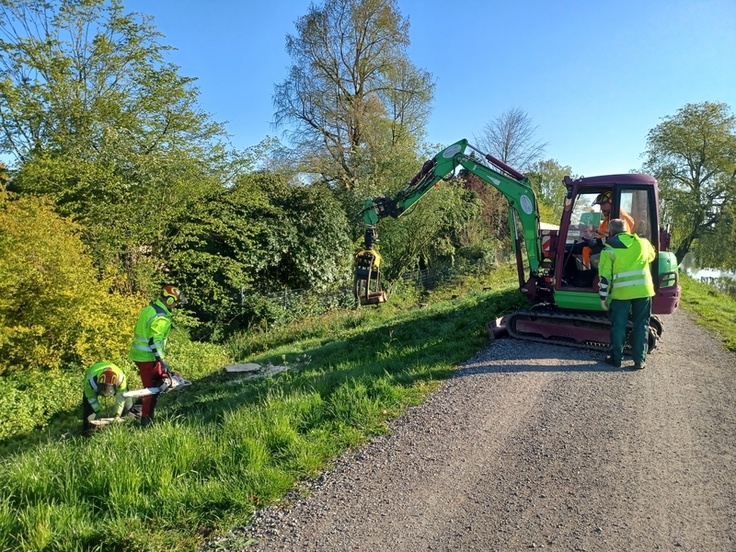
[
  {"xmin": 96, "ymin": 368, "xmax": 119, "ymax": 398},
  {"xmin": 161, "ymin": 285, "xmax": 187, "ymax": 307},
  {"xmin": 593, "ymin": 191, "xmax": 612, "ymax": 205}
]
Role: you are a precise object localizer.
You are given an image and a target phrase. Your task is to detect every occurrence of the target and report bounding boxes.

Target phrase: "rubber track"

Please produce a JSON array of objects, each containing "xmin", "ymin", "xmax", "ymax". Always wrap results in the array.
[{"xmin": 505, "ymin": 309, "xmax": 659, "ymax": 353}]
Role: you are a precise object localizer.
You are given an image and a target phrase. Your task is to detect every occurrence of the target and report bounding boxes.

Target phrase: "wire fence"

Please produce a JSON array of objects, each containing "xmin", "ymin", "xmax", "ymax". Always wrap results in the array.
[
  {"xmin": 262, "ymin": 287, "xmax": 353, "ymax": 310},
  {"xmin": 260, "ymin": 265, "xmax": 463, "ymax": 310}
]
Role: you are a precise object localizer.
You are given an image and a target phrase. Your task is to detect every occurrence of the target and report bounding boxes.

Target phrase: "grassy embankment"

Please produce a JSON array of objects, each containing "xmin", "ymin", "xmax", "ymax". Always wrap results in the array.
[
  {"xmin": 0, "ymin": 268, "xmax": 732, "ymax": 551},
  {"xmin": 0, "ymin": 265, "xmax": 527, "ymax": 551},
  {"xmin": 677, "ymin": 273, "xmax": 736, "ymax": 352}
]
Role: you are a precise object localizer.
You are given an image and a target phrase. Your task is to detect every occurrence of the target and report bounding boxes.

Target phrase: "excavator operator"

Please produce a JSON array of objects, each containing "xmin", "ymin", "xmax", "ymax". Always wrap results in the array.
[
  {"xmin": 594, "ymin": 191, "xmax": 634, "ymax": 239},
  {"xmin": 580, "ymin": 191, "xmax": 636, "ymax": 271}
]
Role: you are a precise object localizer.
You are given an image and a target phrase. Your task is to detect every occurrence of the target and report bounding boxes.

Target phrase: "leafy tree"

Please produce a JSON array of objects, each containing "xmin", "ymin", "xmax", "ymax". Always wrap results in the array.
[
  {"xmin": 0, "ymin": 0, "xmax": 232, "ymax": 290},
  {"xmin": 464, "ymin": 109, "xmax": 550, "ymax": 260},
  {"xmin": 161, "ymin": 181, "xmax": 272, "ymax": 340},
  {"xmin": 376, "ymin": 182, "xmax": 482, "ymax": 280},
  {"xmin": 453, "ymin": 158, "xmax": 571, "ymax": 258},
  {"xmin": 526, "ymin": 159, "xmax": 574, "ymax": 225},
  {"xmin": 273, "ymin": 0, "xmax": 434, "ymax": 203},
  {"xmin": 643, "ymin": 101, "xmax": 736, "ymax": 265},
  {"xmin": 0, "ymin": 191, "xmax": 144, "ymax": 375},
  {"xmin": 474, "ymin": 107, "xmax": 548, "ymax": 172},
  {"xmin": 459, "ymin": 171, "xmax": 511, "ymax": 246},
  {"xmin": 164, "ymin": 172, "xmax": 352, "ymax": 340},
  {"xmin": 255, "ymin": 179, "xmax": 353, "ymax": 292}
]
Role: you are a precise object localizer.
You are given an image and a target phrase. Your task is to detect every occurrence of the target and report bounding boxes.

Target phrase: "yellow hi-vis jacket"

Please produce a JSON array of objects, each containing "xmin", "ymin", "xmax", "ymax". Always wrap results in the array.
[
  {"xmin": 598, "ymin": 233, "xmax": 656, "ymax": 301},
  {"xmin": 83, "ymin": 362, "xmax": 128, "ymax": 416},
  {"xmin": 128, "ymin": 300, "xmax": 172, "ymax": 363}
]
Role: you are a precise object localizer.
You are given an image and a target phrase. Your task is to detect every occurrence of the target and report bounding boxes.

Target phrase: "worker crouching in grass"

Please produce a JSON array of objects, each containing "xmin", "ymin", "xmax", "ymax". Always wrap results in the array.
[{"xmin": 82, "ymin": 361, "xmax": 136, "ymax": 433}]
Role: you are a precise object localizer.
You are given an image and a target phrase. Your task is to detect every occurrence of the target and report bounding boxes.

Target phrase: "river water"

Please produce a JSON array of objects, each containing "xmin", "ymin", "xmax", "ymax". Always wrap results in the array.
[{"xmin": 679, "ymin": 254, "xmax": 736, "ymax": 297}]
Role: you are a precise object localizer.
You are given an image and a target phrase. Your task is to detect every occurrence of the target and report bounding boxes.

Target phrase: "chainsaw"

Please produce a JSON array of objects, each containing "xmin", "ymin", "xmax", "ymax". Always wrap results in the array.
[
  {"xmin": 122, "ymin": 373, "xmax": 192, "ymax": 398},
  {"xmin": 89, "ymin": 417, "xmax": 125, "ymax": 428}
]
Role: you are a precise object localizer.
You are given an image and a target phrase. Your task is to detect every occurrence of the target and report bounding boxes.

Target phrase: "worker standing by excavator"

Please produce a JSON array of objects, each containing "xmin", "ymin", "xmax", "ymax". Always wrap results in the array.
[
  {"xmin": 129, "ymin": 285, "xmax": 186, "ymax": 424},
  {"xmin": 598, "ymin": 218, "xmax": 656, "ymax": 369}
]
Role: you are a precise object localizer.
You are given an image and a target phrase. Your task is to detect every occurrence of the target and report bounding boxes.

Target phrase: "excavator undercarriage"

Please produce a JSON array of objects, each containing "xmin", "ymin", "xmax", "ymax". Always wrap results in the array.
[{"xmin": 489, "ymin": 308, "xmax": 663, "ymax": 353}]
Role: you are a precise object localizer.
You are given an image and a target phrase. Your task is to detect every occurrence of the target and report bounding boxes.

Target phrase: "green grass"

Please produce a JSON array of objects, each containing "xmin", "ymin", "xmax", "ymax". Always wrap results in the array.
[
  {"xmin": 678, "ymin": 273, "xmax": 736, "ymax": 352},
  {"xmin": 0, "ymin": 264, "xmax": 526, "ymax": 551},
  {"xmin": 2, "ymin": 267, "xmax": 730, "ymax": 551}
]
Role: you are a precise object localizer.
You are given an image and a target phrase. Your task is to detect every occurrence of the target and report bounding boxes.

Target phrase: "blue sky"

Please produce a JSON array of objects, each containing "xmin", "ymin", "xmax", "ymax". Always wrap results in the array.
[{"xmin": 125, "ymin": 0, "xmax": 736, "ymax": 177}]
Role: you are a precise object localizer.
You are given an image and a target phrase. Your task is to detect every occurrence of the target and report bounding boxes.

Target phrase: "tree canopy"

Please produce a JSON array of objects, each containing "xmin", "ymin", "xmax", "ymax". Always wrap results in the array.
[
  {"xmin": 643, "ymin": 101, "xmax": 736, "ymax": 265},
  {"xmin": 0, "ymin": 191, "xmax": 144, "ymax": 374},
  {"xmin": 474, "ymin": 108, "xmax": 548, "ymax": 172},
  {"xmin": 526, "ymin": 158, "xmax": 574, "ymax": 225},
  {"xmin": 0, "ymin": 0, "xmax": 233, "ymax": 290},
  {"xmin": 163, "ymin": 171, "xmax": 353, "ymax": 340},
  {"xmin": 273, "ymin": 0, "xmax": 434, "ymax": 203}
]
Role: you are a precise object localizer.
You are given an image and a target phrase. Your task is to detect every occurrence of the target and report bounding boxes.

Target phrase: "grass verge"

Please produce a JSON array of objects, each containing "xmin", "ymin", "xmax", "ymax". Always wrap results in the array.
[
  {"xmin": 678, "ymin": 273, "xmax": 736, "ymax": 352},
  {"xmin": 2, "ymin": 268, "xmax": 731, "ymax": 551},
  {"xmin": 0, "ymin": 265, "xmax": 526, "ymax": 551}
]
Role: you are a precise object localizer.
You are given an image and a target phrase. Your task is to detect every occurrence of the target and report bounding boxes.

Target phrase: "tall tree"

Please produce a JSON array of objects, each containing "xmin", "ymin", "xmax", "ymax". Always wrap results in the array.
[
  {"xmin": 0, "ymin": 0, "xmax": 232, "ymax": 289},
  {"xmin": 273, "ymin": 0, "xmax": 434, "ymax": 203},
  {"xmin": 376, "ymin": 182, "xmax": 482, "ymax": 279},
  {"xmin": 643, "ymin": 101, "xmax": 736, "ymax": 265},
  {"xmin": 475, "ymin": 107, "xmax": 548, "ymax": 172}
]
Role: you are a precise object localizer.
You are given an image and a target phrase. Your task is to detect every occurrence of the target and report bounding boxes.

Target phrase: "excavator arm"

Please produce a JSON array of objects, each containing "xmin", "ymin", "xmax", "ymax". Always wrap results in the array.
[{"xmin": 354, "ymin": 139, "xmax": 542, "ymax": 305}]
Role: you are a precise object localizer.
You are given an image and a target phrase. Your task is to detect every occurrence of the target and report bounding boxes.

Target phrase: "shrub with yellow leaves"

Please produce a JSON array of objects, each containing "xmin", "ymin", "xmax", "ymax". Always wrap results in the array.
[{"xmin": 0, "ymin": 191, "xmax": 146, "ymax": 376}]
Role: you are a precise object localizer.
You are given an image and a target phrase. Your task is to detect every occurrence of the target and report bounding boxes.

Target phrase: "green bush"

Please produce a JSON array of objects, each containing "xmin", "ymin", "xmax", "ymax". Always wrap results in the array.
[
  {"xmin": 0, "ymin": 369, "xmax": 80, "ymax": 441},
  {"xmin": 0, "ymin": 192, "xmax": 145, "ymax": 376}
]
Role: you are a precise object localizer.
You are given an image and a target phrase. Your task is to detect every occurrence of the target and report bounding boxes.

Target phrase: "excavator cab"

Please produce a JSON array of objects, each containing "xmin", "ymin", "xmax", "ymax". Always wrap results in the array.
[{"xmin": 553, "ymin": 176, "xmax": 679, "ymax": 317}]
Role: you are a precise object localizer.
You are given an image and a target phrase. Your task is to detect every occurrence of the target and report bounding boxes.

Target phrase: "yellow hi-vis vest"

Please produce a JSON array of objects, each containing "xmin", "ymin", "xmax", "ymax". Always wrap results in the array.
[
  {"xmin": 598, "ymin": 233, "xmax": 656, "ymax": 301},
  {"xmin": 128, "ymin": 300, "xmax": 172, "ymax": 363}
]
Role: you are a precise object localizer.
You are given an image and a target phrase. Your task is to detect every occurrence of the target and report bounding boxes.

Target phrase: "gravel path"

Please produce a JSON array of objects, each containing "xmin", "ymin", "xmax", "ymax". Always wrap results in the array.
[{"xmin": 206, "ymin": 308, "xmax": 736, "ymax": 551}]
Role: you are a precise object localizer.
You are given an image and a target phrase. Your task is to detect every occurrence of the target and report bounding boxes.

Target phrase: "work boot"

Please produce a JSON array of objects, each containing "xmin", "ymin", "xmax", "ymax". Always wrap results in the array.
[{"xmin": 604, "ymin": 355, "xmax": 621, "ymax": 368}]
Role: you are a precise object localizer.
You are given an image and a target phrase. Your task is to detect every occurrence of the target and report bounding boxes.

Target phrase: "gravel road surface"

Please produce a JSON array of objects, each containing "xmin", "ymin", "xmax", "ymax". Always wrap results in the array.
[{"xmin": 207, "ymin": 308, "xmax": 736, "ymax": 551}]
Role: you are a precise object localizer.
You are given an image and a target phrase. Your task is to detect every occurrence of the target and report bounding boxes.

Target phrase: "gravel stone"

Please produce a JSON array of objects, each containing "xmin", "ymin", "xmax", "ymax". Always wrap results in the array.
[{"xmin": 203, "ymin": 308, "xmax": 736, "ymax": 551}]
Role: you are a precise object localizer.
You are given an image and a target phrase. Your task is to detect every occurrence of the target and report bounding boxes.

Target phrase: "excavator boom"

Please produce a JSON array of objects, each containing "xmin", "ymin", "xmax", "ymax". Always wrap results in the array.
[{"xmin": 356, "ymin": 140, "xmax": 542, "ymax": 301}]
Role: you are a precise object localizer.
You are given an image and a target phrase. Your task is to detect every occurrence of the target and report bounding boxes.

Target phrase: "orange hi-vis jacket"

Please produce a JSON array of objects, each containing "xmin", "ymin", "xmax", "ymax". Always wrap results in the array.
[{"xmin": 581, "ymin": 209, "xmax": 637, "ymax": 270}]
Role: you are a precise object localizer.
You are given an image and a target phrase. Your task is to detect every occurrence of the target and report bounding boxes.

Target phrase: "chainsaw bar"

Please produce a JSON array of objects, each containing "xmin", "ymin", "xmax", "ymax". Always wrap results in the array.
[{"xmin": 123, "ymin": 375, "xmax": 192, "ymax": 398}]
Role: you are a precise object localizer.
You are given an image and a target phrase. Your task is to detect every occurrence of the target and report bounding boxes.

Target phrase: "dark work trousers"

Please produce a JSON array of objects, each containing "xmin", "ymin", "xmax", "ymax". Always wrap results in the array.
[
  {"xmin": 609, "ymin": 296, "xmax": 652, "ymax": 366},
  {"xmin": 82, "ymin": 394, "xmax": 96, "ymax": 434}
]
